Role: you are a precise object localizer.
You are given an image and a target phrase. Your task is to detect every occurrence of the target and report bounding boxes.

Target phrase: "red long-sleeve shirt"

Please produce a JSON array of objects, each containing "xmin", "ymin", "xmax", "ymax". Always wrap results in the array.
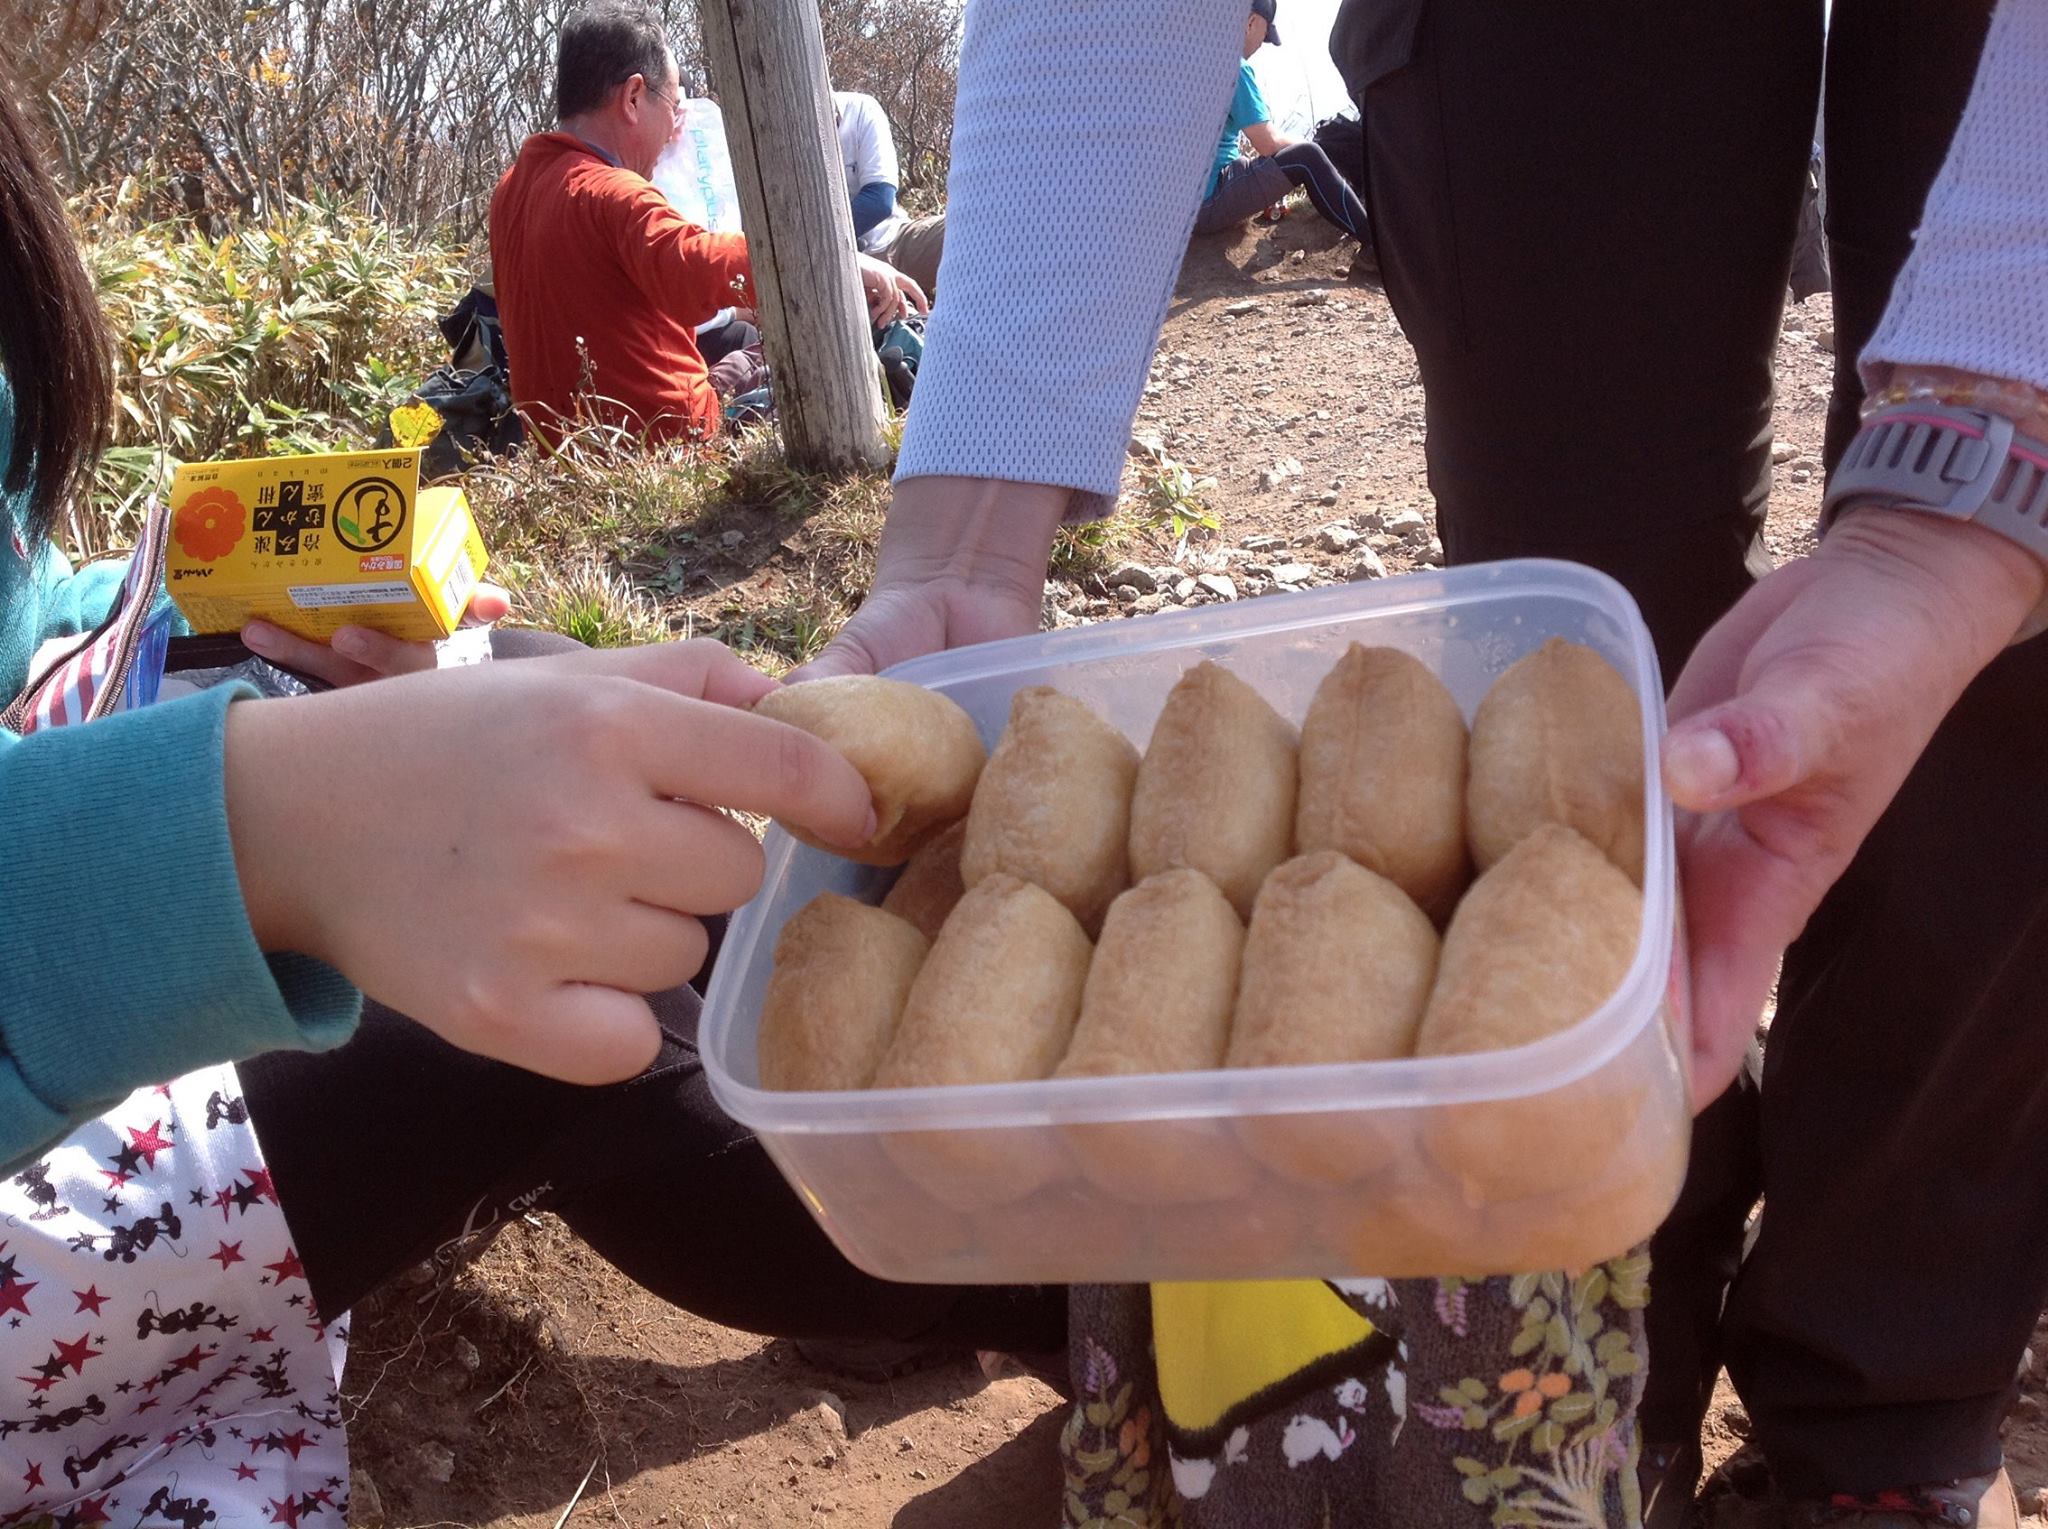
[{"xmin": 489, "ymin": 133, "xmax": 753, "ymax": 445}]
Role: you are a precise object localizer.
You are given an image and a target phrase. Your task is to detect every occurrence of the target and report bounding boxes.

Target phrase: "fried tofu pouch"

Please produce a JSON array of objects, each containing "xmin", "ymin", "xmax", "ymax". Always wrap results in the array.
[
  {"xmin": 1058, "ymin": 869, "xmax": 1244, "ymax": 1078},
  {"xmin": 881, "ymin": 818, "xmax": 969, "ymax": 941},
  {"xmin": 753, "ymin": 676, "xmax": 986, "ymax": 866},
  {"xmin": 1295, "ymin": 643, "xmax": 1471, "ymax": 921},
  {"xmin": 1057, "ymin": 869, "xmax": 1252, "ymax": 1205},
  {"xmin": 1128, "ymin": 662, "xmax": 1298, "ymax": 919},
  {"xmin": 961, "ymin": 687, "xmax": 1140, "ymax": 933},
  {"xmin": 1465, "ymin": 637, "xmax": 1646, "ymax": 884},
  {"xmin": 757, "ymin": 894, "xmax": 928, "ymax": 1091},
  {"xmin": 1417, "ymin": 823, "xmax": 1646, "ymax": 1201},
  {"xmin": 875, "ymin": 874, "xmax": 1092, "ymax": 1208},
  {"xmin": 1228, "ymin": 851, "xmax": 1440, "ymax": 1185}
]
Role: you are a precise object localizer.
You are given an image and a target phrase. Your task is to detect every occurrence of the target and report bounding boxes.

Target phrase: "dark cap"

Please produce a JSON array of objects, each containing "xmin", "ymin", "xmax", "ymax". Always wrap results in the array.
[{"xmin": 1249, "ymin": 0, "xmax": 1281, "ymax": 44}]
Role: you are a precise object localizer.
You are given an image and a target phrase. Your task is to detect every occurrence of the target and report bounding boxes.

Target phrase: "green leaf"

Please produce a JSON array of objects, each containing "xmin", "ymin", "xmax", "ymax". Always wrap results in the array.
[
  {"xmin": 1596, "ymin": 1330, "xmax": 1634, "ymax": 1363},
  {"xmin": 1461, "ymin": 1475, "xmax": 1494, "ymax": 1505},
  {"xmin": 1508, "ymin": 1272, "xmax": 1542, "ymax": 1307},
  {"xmin": 1547, "ymin": 1393, "xmax": 1596, "ymax": 1424},
  {"xmin": 1573, "ymin": 1268, "xmax": 1611, "ymax": 1308},
  {"xmin": 1531, "ymin": 1420, "xmax": 1565, "ymax": 1454},
  {"xmin": 1509, "ymin": 1326, "xmax": 1544, "ymax": 1358},
  {"xmin": 1493, "ymin": 1410, "xmax": 1541, "ymax": 1442},
  {"xmin": 1453, "ymin": 1457, "xmax": 1488, "ymax": 1477},
  {"xmin": 1459, "ymin": 1377, "xmax": 1489, "ymax": 1402}
]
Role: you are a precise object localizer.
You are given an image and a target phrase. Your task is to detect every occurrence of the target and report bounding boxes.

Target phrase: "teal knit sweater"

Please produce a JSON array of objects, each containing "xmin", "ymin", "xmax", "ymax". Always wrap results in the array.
[{"xmin": 0, "ymin": 379, "xmax": 359, "ymax": 1172}]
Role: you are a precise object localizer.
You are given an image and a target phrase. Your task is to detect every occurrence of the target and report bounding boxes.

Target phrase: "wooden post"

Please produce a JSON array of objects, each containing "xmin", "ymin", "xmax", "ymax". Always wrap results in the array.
[{"xmin": 701, "ymin": 0, "xmax": 891, "ymax": 473}]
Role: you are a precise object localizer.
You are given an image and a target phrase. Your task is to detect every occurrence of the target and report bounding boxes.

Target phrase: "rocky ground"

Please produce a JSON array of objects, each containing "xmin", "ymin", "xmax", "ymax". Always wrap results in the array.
[{"xmin": 343, "ymin": 211, "xmax": 2042, "ymax": 1528}]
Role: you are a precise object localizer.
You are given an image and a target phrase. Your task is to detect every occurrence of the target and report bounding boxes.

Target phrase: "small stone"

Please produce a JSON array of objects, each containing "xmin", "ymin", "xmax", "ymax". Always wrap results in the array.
[
  {"xmin": 1242, "ymin": 563, "xmax": 1274, "ymax": 580},
  {"xmin": 452, "ymin": 1336, "xmax": 481, "ymax": 1372},
  {"xmin": 1175, "ymin": 577, "xmax": 1199, "ymax": 601},
  {"xmin": 1128, "ymin": 432, "xmax": 1165, "ymax": 460},
  {"xmin": 350, "ymin": 1470, "xmax": 387, "ymax": 1529},
  {"xmin": 1317, "ymin": 525, "xmax": 1360, "ymax": 555},
  {"xmin": 1724, "ymin": 1405, "xmax": 1752, "ymax": 1438},
  {"xmin": 1108, "ymin": 561, "xmax": 1158, "ymax": 593},
  {"xmin": 1420, "ymin": 537, "xmax": 1445, "ymax": 567},
  {"xmin": 2030, "ymin": 1485, "xmax": 2048, "ymax": 1519},
  {"xmin": 1223, "ymin": 298, "xmax": 1261, "ymax": 317},
  {"xmin": 1288, "ymin": 288, "xmax": 1331, "ymax": 307},
  {"xmin": 1241, "ymin": 576, "xmax": 1274, "ymax": 597},
  {"xmin": 1815, "ymin": 326, "xmax": 1835, "ymax": 352},
  {"xmin": 720, "ymin": 529, "xmax": 745, "ymax": 549},
  {"xmin": 1287, "ymin": 248, "xmax": 1306, "ymax": 264},
  {"xmin": 1348, "ymin": 548, "xmax": 1389, "ymax": 581},
  {"xmin": 1272, "ymin": 564, "xmax": 1315, "ymax": 586},
  {"xmin": 1241, "ymin": 533, "xmax": 1288, "ymax": 552},
  {"xmin": 415, "ymin": 1441, "xmax": 456, "ymax": 1485},
  {"xmin": 1316, "ymin": 490, "xmax": 1342, "ymax": 507},
  {"xmin": 1115, "ymin": 584, "xmax": 1141, "ymax": 605},
  {"xmin": 1351, "ymin": 510, "xmax": 1382, "ymax": 531},
  {"xmin": 910, "ymin": 1469, "xmax": 930, "ymax": 1481},
  {"xmin": 1134, "ymin": 593, "xmax": 1168, "ymax": 615},
  {"xmin": 1791, "ymin": 469, "xmax": 1812, "ymax": 484},
  {"xmin": 898, "ymin": 1435, "xmax": 915, "ymax": 1451},
  {"xmin": 1195, "ymin": 573, "xmax": 1238, "ymax": 601},
  {"xmin": 1771, "ymin": 440, "xmax": 1799, "ymax": 464},
  {"xmin": 1385, "ymin": 509, "xmax": 1430, "ymax": 542}
]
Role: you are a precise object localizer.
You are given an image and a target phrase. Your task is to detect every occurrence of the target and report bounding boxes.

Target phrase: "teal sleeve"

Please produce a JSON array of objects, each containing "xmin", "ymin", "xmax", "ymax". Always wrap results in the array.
[
  {"xmin": 1234, "ymin": 59, "xmax": 1270, "ymax": 128},
  {"xmin": 30, "ymin": 543, "xmax": 131, "ymax": 642},
  {"xmin": 0, "ymin": 683, "xmax": 361, "ymax": 1172}
]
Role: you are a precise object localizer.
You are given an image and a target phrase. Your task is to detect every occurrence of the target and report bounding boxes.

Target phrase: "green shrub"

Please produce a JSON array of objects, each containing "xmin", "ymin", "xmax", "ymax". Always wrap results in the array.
[{"xmin": 75, "ymin": 190, "xmax": 470, "ymax": 556}]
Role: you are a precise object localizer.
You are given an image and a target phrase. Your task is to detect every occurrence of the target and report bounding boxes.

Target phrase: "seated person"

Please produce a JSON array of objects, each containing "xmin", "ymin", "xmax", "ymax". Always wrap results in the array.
[
  {"xmin": 1194, "ymin": 0, "xmax": 1371, "ymax": 252},
  {"xmin": 835, "ymin": 88, "xmax": 947, "ymax": 299},
  {"xmin": 492, "ymin": 3, "xmax": 924, "ymax": 446}
]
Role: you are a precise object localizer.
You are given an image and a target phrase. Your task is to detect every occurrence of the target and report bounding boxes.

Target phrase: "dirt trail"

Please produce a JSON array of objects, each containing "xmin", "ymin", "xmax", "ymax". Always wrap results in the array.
[{"xmin": 345, "ymin": 213, "xmax": 2041, "ymax": 1528}]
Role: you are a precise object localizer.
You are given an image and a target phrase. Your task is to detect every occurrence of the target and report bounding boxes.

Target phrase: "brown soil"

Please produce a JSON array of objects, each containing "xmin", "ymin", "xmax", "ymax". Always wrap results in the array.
[{"xmin": 343, "ymin": 212, "xmax": 2042, "ymax": 1526}]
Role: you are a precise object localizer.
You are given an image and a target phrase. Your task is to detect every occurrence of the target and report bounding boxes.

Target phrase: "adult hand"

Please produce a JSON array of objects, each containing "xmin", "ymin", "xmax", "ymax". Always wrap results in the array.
[
  {"xmin": 856, "ymin": 253, "xmax": 929, "ymax": 326},
  {"xmin": 239, "ymin": 583, "xmax": 513, "ymax": 688},
  {"xmin": 796, "ymin": 475, "xmax": 1071, "ymax": 679},
  {"xmin": 223, "ymin": 639, "xmax": 877, "ymax": 1084},
  {"xmin": 1663, "ymin": 509, "xmax": 2044, "ymax": 1111}
]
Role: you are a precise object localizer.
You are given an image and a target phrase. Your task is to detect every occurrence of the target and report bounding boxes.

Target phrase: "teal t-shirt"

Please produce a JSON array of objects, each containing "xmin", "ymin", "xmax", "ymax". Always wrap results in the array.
[{"xmin": 1206, "ymin": 59, "xmax": 1271, "ymax": 199}]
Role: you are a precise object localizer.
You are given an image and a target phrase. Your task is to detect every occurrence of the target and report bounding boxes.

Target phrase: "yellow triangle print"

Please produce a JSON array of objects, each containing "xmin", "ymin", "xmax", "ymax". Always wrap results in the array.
[{"xmin": 1152, "ymin": 1279, "xmax": 1395, "ymax": 1455}]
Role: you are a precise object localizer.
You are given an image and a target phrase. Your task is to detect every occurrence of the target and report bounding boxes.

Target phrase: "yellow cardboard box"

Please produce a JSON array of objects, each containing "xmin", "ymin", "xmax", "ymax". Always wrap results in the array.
[{"xmin": 165, "ymin": 448, "xmax": 488, "ymax": 641}]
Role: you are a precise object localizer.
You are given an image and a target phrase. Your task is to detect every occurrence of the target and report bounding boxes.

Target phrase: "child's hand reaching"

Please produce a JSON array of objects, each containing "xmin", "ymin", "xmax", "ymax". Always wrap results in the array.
[{"xmin": 222, "ymin": 639, "xmax": 875, "ymax": 1083}]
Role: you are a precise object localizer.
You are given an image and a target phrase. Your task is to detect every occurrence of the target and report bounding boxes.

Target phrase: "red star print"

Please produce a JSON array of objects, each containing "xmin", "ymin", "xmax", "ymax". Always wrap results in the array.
[
  {"xmin": 266, "ymin": 1494, "xmax": 302, "ymax": 1527},
  {"xmin": 153, "ymin": 1084, "xmax": 173, "ymax": 1097},
  {"xmin": 72, "ymin": 1286, "xmax": 109, "ymax": 1316},
  {"xmin": 127, "ymin": 1120, "xmax": 174, "ymax": 1169},
  {"xmin": 264, "ymin": 1248, "xmax": 305, "ymax": 1284},
  {"xmin": 0, "ymin": 1275, "xmax": 37, "ymax": 1318},
  {"xmin": 274, "ymin": 1428, "xmax": 312, "ymax": 1459},
  {"xmin": 170, "ymin": 1342, "xmax": 211, "ymax": 1375},
  {"xmin": 98, "ymin": 1169, "xmax": 131, "ymax": 1190},
  {"xmin": 245, "ymin": 1326, "xmax": 276, "ymax": 1345},
  {"xmin": 212, "ymin": 1186, "xmax": 237, "ymax": 1221},
  {"xmin": 235, "ymin": 1462, "xmax": 260, "ymax": 1481},
  {"xmin": 19, "ymin": 1370, "xmax": 59, "ymax": 1393},
  {"xmin": 243, "ymin": 1166, "xmax": 277, "ymax": 1203},
  {"xmin": 210, "ymin": 1241, "xmax": 245, "ymax": 1270},
  {"xmin": 72, "ymin": 1494, "xmax": 112, "ymax": 1525},
  {"xmin": 20, "ymin": 1460, "xmax": 42, "ymax": 1489},
  {"xmin": 52, "ymin": 1333, "xmax": 102, "ymax": 1374}
]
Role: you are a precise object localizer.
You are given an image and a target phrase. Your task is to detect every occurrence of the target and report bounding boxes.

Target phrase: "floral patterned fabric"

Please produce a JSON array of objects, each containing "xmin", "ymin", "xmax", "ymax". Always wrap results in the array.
[{"xmin": 1061, "ymin": 1258, "xmax": 1651, "ymax": 1529}]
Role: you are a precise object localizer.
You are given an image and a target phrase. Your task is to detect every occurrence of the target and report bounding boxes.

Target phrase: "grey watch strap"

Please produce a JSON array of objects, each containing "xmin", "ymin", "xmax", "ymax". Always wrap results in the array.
[{"xmin": 1822, "ymin": 400, "xmax": 2048, "ymax": 551}]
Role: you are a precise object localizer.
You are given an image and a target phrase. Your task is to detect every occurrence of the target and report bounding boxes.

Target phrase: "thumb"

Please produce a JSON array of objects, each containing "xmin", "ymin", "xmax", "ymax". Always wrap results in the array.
[
  {"xmin": 1662, "ymin": 660, "xmax": 1844, "ymax": 814},
  {"xmin": 461, "ymin": 583, "xmax": 513, "ymax": 626}
]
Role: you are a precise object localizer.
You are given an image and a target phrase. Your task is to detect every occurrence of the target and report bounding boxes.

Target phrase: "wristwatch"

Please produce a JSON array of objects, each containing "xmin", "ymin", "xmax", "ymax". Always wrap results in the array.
[{"xmin": 1822, "ymin": 399, "xmax": 2048, "ymax": 639}]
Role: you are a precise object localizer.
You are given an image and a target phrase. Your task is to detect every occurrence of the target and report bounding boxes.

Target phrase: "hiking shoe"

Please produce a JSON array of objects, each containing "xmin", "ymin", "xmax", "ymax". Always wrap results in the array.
[
  {"xmin": 1695, "ymin": 1450, "xmax": 2017, "ymax": 1529},
  {"xmin": 1638, "ymin": 1437, "xmax": 1703, "ymax": 1529}
]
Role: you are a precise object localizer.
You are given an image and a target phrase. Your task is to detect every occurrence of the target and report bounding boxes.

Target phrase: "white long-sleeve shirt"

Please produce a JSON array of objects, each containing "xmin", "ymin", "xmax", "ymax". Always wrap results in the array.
[{"xmin": 897, "ymin": 0, "xmax": 2048, "ymax": 516}]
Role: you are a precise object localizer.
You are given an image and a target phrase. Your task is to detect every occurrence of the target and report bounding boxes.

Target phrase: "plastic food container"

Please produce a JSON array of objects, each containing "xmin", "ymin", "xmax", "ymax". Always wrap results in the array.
[{"xmin": 700, "ymin": 559, "xmax": 1690, "ymax": 1283}]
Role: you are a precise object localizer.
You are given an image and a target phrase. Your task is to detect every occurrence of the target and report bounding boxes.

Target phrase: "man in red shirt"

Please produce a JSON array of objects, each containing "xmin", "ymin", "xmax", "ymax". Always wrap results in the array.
[{"xmin": 491, "ymin": 2, "xmax": 925, "ymax": 447}]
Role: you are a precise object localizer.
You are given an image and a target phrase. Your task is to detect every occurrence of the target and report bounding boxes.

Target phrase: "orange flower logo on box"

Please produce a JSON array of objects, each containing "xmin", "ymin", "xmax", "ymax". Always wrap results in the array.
[{"xmin": 174, "ymin": 487, "xmax": 248, "ymax": 563}]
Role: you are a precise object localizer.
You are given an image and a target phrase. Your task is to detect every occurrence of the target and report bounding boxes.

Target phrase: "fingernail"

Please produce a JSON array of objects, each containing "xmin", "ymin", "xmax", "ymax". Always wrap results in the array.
[
  {"xmin": 862, "ymin": 807, "xmax": 879, "ymax": 843},
  {"xmin": 330, "ymin": 628, "xmax": 371, "ymax": 659},
  {"xmin": 241, "ymin": 621, "xmax": 279, "ymax": 654},
  {"xmin": 1665, "ymin": 726, "xmax": 1740, "ymax": 805}
]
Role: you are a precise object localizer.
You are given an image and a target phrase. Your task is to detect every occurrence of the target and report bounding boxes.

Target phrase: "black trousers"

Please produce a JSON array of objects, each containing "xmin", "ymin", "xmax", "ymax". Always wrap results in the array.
[
  {"xmin": 236, "ymin": 629, "xmax": 1065, "ymax": 1356},
  {"xmin": 1339, "ymin": 0, "xmax": 2039, "ymax": 1494}
]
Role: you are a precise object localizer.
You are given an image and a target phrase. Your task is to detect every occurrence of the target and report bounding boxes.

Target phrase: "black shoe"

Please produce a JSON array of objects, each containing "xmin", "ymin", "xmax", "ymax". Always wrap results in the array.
[{"xmin": 1641, "ymin": 1437, "xmax": 1705, "ymax": 1529}]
